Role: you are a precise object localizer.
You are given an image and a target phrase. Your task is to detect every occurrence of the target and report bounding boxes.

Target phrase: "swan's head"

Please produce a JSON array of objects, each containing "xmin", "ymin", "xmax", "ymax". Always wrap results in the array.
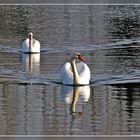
[
  {"xmin": 71, "ymin": 53, "xmax": 85, "ymax": 61},
  {"xmin": 28, "ymin": 32, "xmax": 33, "ymax": 40}
]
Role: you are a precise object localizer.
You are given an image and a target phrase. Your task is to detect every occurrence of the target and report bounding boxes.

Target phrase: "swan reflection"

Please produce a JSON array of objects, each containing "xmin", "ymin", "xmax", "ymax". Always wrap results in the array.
[
  {"xmin": 61, "ymin": 85, "xmax": 90, "ymax": 114},
  {"xmin": 22, "ymin": 53, "xmax": 40, "ymax": 73}
]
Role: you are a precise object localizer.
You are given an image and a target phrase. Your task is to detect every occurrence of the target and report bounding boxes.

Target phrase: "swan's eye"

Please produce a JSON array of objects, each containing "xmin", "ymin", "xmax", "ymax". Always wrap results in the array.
[{"xmin": 75, "ymin": 53, "xmax": 80, "ymax": 58}]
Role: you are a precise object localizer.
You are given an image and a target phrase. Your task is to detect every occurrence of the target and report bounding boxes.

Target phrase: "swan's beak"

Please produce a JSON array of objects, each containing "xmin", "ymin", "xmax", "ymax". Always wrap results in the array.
[{"xmin": 79, "ymin": 55, "xmax": 85, "ymax": 61}]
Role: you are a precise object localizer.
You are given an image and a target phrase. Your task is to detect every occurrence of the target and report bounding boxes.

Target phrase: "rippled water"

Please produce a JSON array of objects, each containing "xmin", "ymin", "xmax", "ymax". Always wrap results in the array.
[{"xmin": 0, "ymin": 5, "xmax": 140, "ymax": 135}]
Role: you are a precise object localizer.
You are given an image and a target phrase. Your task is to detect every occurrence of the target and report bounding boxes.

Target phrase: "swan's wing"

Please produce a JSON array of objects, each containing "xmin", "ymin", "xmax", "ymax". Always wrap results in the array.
[
  {"xmin": 22, "ymin": 38, "xmax": 29, "ymax": 52},
  {"xmin": 76, "ymin": 62, "xmax": 91, "ymax": 84},
  {"xmin": 33, "ymin": 39, "xmax": 40, "ymax": 46},
  {"xmin": 33, "ymin": 39, "xmax": 40, "ymax": 52},
  {"xmin": 60, "ymin": 62, "xmax": 73, "ymax": 85}
]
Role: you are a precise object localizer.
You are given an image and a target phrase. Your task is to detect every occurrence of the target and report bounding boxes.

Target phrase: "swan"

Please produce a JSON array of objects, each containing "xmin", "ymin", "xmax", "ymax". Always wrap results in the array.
[
  {"xmin": 22, "ymin": 32, "xmax": 40, "ymax": 53},
  {"xmin": 60, "ymin": 53, "xmax": 90, "ymax": 85}
]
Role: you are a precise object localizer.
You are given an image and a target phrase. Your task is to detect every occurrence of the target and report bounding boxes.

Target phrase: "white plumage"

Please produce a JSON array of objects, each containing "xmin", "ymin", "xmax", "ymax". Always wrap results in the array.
[
  {"xmin": 61, "ymin": 53, "xmax": 91, "ymax": 85},
  {"xmin": 22, "ymin": 32, "xmax": 40, "ymax": 53}
]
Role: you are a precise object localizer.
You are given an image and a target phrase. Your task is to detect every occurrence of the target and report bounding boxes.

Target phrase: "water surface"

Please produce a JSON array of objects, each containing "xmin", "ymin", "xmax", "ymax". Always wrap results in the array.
[{"xmin": 0, "ymin": 5, "xmax": 140, "ymax": 135}]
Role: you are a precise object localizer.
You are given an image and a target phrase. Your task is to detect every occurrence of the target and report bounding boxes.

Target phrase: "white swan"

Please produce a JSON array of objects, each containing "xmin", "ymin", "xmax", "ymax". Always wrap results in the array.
[
  {"xmin": 22, "ymin": 32, "xmax": 40, "ymax": 53},
  {"xmin": 61, "ymin": 53, "xmax": 90, "ymax": 85}
]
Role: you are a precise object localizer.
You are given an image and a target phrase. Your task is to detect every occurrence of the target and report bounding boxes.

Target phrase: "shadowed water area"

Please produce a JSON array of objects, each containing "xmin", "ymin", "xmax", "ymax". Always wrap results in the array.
[{"xmin": 0, "ymin": 5, "xmax": 140, "ymax": 135}]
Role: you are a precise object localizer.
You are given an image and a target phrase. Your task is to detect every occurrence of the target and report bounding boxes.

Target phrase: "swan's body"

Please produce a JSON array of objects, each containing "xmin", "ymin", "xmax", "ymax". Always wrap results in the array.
[
  {"xmin": 22, "ymin": 32, "xmax": 40, "ymax": 53},
  {"xmin": 61, "ymin": 53, "xmax": 90, "ymax": 85}
]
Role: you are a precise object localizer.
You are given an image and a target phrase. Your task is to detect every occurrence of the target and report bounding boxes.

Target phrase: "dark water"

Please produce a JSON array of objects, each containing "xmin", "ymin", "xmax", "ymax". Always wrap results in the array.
[{"xmin": 0, "ymin": 5, "xmax": 140, "ymax": 135}]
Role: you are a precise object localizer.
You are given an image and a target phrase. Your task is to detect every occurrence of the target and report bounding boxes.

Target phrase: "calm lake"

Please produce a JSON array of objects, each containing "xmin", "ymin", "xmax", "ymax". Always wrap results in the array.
[{"xmin": 0, "ymin": 5, "xmax": 140, "ymax": 135}]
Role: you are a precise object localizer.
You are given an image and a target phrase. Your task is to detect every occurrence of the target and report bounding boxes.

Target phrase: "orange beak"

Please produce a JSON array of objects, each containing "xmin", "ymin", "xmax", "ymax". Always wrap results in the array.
[{"xmin": 79, "ymin": 55, "xmax": 85, "ymax": 61}]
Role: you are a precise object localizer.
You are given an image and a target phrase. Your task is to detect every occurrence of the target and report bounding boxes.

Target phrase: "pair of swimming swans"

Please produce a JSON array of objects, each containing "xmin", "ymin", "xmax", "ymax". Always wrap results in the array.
[{"xmin": 22, "ymin": 33, "xmax": 91, "ymax": 85}]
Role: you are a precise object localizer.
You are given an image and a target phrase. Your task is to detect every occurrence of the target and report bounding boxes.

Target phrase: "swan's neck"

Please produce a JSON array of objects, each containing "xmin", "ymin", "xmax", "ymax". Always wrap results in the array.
[
  {"xmin": 29, "ymin": 37, "xmax": 33, "ymax": 53},
  {"xmin": 70, "ymin": 59, "xmax": 79, "ymax": 84}
]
